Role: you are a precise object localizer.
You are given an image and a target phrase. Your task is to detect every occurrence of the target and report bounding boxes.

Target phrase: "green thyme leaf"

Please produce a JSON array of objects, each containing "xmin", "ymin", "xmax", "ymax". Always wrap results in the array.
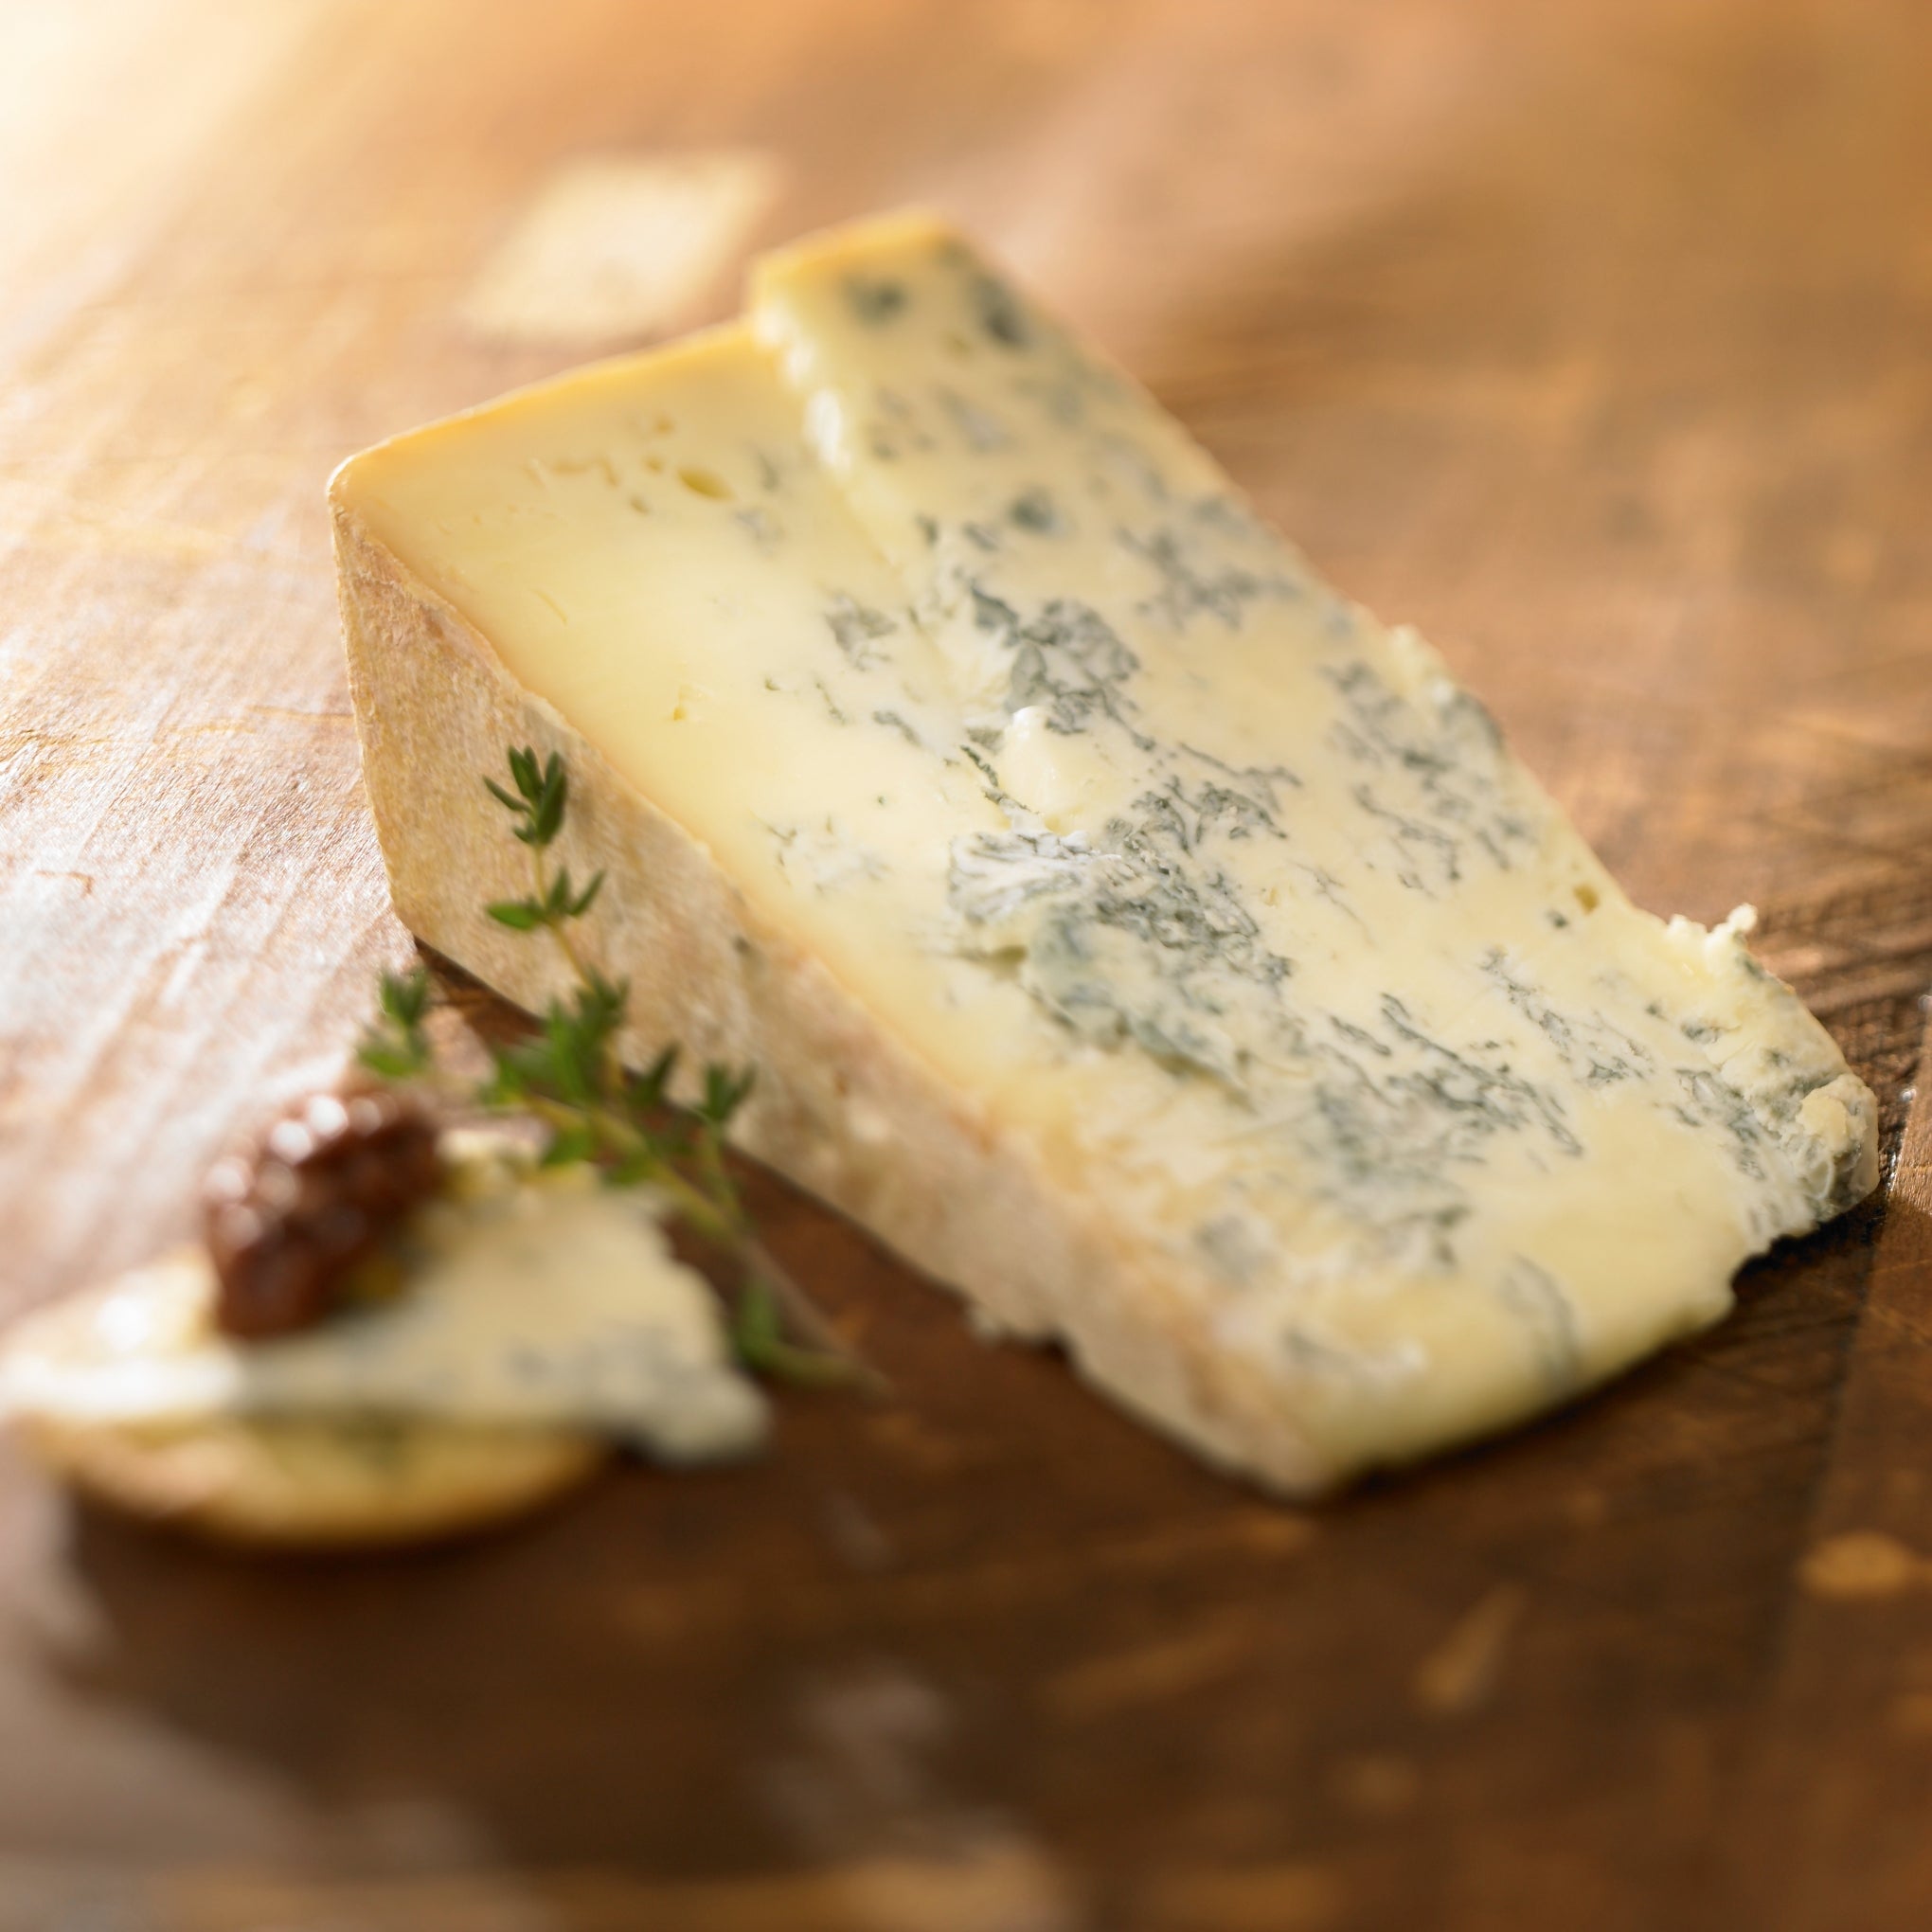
[
  {"xmin": 509, "ymin": 745, "xmax": 541, "ymax": 801},
  {"xmin": 538, "ymin": 1122, "xmax": 598, "ymax": 1168},
  {"xmin": 379, "ymin": 966, "xmax": 432, "ymax": 1028},
  {"xmin": 699, "ymin": 1063, "xmax": 756, "ymax": 1127},
  {"xmin": 631, "ymin": 1043, "xmax": 679, "ymax": 1108},
  {"xmin": 355, "ymin": 1041, "xmax": 420, "ymax": 1081},
  {"xmin": 355, "ymin": 966, "xmax": 433, "ymax": 1079}
]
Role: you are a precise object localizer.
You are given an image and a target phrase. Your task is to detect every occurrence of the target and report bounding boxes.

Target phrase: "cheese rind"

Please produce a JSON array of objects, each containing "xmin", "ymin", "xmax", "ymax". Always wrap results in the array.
[{"xmin": 330, "ymin": 214, "xmax": 1877, "ymax": 1493}]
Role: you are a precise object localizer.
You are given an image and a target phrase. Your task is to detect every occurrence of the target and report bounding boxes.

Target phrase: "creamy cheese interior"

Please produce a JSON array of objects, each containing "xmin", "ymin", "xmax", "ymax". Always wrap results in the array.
[
  {"xmin": 0, "ymin": 1149, "xmax": 767, "ymax": 1463},
  {"xmin": 337, "ymin": 215, "xmax": 1876, "ymax": 1476}
]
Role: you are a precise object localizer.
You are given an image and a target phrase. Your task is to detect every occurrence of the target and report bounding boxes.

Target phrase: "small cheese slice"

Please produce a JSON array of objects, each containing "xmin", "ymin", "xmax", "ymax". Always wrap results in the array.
[
  {"xmin": 331, "ymin": 213, "xmax": 1877, "ymax": 1493},
  {"xmin": 0, "ymin": 1157, "xmax": 767, "ymax": 1465}
]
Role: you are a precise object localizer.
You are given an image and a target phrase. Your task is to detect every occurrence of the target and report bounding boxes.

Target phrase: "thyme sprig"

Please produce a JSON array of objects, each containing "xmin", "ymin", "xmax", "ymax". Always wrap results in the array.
[{"xmin": 356, "ymin": 745, "xmax": 877, "ymax": 1392}]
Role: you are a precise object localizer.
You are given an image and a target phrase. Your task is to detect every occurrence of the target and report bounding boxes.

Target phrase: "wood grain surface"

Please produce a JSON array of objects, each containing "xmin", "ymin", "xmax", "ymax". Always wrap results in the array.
[{"xmin": 6, "ymin": 1, "xmax": 1932, "ymax": 1925}]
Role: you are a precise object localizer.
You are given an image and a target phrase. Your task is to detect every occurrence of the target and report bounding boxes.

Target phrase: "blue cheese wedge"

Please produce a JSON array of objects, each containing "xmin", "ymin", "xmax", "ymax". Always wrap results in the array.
[
  {"xmin": 330, "ymin": 213, "xmax": 1876, "ymax": 1494},
  {"xmin": 0, "ymin": 1145, "xmax": 767, "ymax": 1463}
]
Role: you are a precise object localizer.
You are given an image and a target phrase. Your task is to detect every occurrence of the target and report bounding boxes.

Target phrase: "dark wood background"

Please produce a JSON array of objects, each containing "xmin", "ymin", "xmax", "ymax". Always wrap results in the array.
[{"xmin": 7, "ymin": 1, "xmax": 1932, "ymax": 1924}]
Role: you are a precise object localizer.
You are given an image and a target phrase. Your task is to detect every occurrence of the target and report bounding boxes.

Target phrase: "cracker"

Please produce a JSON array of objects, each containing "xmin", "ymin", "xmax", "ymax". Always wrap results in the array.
[{"xmin": 11, "ymin": 1404, "xmax": 606, "ymax": 1550}]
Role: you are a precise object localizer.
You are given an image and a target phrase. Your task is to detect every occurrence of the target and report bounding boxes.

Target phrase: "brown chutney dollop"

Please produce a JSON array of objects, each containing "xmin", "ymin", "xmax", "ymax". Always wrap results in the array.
[{"xmin": 203, "ymin": 1088, "xmax": 442, "ymax": 1340}]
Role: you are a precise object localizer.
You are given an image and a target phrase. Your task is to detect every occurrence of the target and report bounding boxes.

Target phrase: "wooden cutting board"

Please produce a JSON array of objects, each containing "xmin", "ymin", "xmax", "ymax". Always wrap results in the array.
[{"xmin": 7, "ymin": 2, "xmax": 1932, "ymax": 1925}]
